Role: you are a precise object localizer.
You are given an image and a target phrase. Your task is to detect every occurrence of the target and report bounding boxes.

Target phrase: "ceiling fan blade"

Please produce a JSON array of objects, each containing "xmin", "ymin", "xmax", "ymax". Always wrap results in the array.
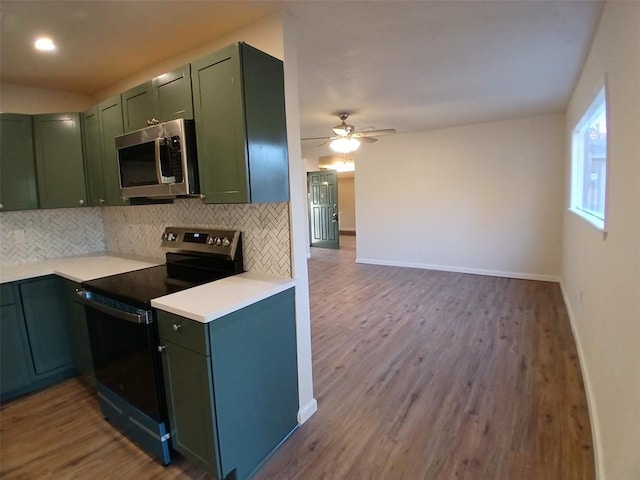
[
  {"xmin": 358, "ymin": 137, "xmax": 378, "ymax": 143},
  {"xmin": 355, "ymin": 128, "xmax": 397, "ymax": 138},
  {"xmin": 301, "ymin": 136, "xmax": 332, "ymax": 141}
]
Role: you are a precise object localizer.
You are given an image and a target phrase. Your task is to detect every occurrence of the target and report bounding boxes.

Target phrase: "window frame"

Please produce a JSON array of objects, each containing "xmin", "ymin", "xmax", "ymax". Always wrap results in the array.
[{"xmin": 569, "ymin": 83, "xmax": 610, "ymax": 234}]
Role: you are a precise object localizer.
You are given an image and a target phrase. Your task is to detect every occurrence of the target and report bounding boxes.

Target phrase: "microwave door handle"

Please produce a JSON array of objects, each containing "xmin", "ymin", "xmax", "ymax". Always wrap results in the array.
[{"xmin": 155, "ymin": 138, "xmax": 164, "ymax": 183}]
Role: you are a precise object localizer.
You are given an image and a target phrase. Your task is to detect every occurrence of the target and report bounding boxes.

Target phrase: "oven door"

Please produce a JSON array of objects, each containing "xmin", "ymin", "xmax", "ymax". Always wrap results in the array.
[{"xmin": 78, "ymin": 290, "xmax": 166, "ymax": 422}]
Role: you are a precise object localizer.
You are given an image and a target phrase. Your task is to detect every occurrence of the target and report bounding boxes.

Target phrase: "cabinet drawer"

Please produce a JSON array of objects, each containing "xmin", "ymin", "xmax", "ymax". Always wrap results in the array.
[
  {"xmin": 0, "ymin": 284, "xmax": 15, "ymax": 306},
  {"xmin": 157, "ymin": 310, "xmax": 209, "ymax": 355}
]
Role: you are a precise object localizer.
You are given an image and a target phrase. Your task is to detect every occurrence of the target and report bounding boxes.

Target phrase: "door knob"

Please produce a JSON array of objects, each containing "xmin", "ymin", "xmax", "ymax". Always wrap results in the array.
[{"xmin": 157, "ymin": 345, "xmax": 167, "ymax": 353}]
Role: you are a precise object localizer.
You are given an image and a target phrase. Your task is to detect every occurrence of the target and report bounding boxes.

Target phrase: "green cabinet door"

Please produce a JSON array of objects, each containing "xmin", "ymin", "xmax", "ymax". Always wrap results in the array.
[
  {"xmin": 99, "ymin": 95, "xmax": 128, "ymax": 206},
  {"xmin": 192, "ymin": 44, "xmax": 247, "ymax": 204},
  {"xmin": 33, "ymin": 113, "xmax": 87, "ymax": 209},
  {"xmin": 0, "ymin": 285, "xmax": 33, "ymax": 399},
  {"xmin": 122, "ymin": 66, "xmax": 193, "ymax": 133},
  {"xmin": 191, "ymin": 43, "xmax": 289, "ymax": 204},
  {"xmin": 122, "ymin": 81, "xmax": 155, "ymax": 132},
  {"xmin": 19, "ymin": 277, "xmax": 74, "ymax": 377},
  {"xmin": 84, "ymin": 97, "xmax": 128, "ymax": 207},
  {"xmin": 153, "ymin": 64, "xmax": 193, "ymax": 122},
  {"xmin": 83, "ymin": 106, "xmax": 106, "ymax": 206},
  {"xmin": 160, "ymin": 338, "xmax": 221, "ymax": 477},
  {"xmin": 60, "ymin": 279, "xmax": 95, "ymax": 385},
  {"xmin": 0, "ymin": 113, "xmax": 38, "ymax": 211}
]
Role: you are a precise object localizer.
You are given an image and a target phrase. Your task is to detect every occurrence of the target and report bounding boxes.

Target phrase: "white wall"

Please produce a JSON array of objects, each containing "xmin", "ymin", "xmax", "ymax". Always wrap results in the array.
[
  {"xmin": 93, "ymin": 13, "xmax": 285, "ymax": 103},
  {"xmin": 337, "ymin": 173, "xmax": 356, "ymax": 232},
  {"xmin": 353, "ymin": 114, "xmax": 565, "ymax": 280},
  {"xmin": 561, "ymin": 2, "xmax": 640, "ymax": 479},
  {"xmin": 282, "ymin": 12, "xmax": 317, "ymax": 424},
  {"xmin": 0, "ymin": 83, "xmax": 92, "ymax": 113}
]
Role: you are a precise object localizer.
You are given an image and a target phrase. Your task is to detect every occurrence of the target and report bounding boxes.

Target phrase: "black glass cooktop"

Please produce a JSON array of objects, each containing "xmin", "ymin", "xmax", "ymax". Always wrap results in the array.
[{"xmin": 81, "ymin": 265, "xmax": 228, "ymax": 308}]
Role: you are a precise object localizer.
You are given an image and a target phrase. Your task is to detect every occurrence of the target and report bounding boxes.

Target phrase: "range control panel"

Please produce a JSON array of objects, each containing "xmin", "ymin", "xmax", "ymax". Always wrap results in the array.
[{"xmin": 161, "ymin": 226, "xmax": 241, "ymax": 258}]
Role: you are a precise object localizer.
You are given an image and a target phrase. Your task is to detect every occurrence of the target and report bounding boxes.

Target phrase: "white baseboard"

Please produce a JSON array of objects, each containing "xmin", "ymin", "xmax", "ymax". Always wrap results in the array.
[
  {"xmin": 559, "ymin": 281, "xmax": 604, "ymax": 480},
  {"xmin": 355, "ymin": 257, "xmax": 560, "ymax": 283},
  {"xmin": 297, "ymin": 398, "xmax": 318, "ymax": 425}
]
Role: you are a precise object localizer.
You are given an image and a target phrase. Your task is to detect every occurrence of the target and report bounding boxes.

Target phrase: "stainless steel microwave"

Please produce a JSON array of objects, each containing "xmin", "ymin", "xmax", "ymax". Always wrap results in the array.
[{"xmin": 115, "ymin": 118, "xmax": 199, "ymax": 199}]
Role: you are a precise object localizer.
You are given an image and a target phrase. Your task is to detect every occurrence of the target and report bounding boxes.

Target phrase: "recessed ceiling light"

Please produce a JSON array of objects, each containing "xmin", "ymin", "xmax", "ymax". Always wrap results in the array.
[{"xmin": 35, "ymin": 37, "xmax": 56, "ymax": 52}]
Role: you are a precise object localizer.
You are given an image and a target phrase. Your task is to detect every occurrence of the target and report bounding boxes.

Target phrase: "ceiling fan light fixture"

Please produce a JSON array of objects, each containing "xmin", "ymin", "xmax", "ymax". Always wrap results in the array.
[
  {"xmin": 332, "ymin": 122, "xmax": 354, "ymax": 136},
  {"xmin": 330, "ymin": 137, "xmax": 360, "ymax": 153}
]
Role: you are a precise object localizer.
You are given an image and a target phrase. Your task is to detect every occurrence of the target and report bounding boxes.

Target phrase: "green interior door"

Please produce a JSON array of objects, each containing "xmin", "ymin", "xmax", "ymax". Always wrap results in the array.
[{"xmin": 308, "ymin": 170, "xmax": 340, "ymax": 249}]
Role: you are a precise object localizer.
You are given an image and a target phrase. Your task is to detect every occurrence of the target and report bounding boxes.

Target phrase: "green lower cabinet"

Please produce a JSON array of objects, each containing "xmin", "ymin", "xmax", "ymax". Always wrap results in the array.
[
  {"xmin": 20, "ymin": 277, "xmax": 74, "ymax": 376},
  {"xmin": 158, "ymin": 288, "xmax": 299, "ymax": 480},
  {"xmin": 0, "ymin": 285, "xmax": 33, "ymax": 399},
  {"xmin": 161, "ymin": 336, "xmax": 221, "ymax": 475},
  {"xmin": 60, "ymin": 279, "xmax": 95, "ymax": 385},
  {"xmin": 0, "ymin": 277, "xmax": 76, "ymax": 403}
]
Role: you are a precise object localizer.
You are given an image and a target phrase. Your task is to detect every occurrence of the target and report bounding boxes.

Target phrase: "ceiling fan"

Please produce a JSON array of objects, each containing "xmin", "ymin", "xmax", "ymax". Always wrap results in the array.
[{"xmin": 302, "ymin": 112, "xmax": 396, "ymax": 153}]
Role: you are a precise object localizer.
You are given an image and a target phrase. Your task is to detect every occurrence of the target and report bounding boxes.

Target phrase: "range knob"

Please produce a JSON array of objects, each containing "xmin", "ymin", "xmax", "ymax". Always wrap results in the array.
[
  {"xmin": 206, "ymin": 236, "xmax": 215, "ymax": 245},
  {"xmin": 222, "ymin": 237, "xmax": 231, "ymax": 247},
  {"xmin": 166, "ymin": 232, "xmax": 177, "ymax": 241},
  {"xmin": 215, "ymin": 237, "xmax": 222, "ymax": 246}
]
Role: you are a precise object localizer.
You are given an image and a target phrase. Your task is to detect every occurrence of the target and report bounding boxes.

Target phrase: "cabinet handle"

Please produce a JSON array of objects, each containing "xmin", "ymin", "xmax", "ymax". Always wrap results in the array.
[
  {"xmin": 158, "ymin": 345, "xmax": 167, "ymax": 353},
  {"xmin": 79, "ymin": 199, "xmax": 85, "ymax": 205},
  {"xmin": 172, "ymin": 323, "xmax": 182, "ymax": 332},
  {"xmin": 99, "ymin": 199, "xmax": 106, "ymax": 204},
  {"xmin": 0, "ymin": 204, "xmax": 3, "ymax": 210}
]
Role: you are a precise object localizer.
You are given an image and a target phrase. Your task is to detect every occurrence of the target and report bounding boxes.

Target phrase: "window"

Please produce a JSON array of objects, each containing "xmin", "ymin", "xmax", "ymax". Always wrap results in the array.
[{"xmin": 570, "ymin": 86, "xmax": 608, "ymax": 230}]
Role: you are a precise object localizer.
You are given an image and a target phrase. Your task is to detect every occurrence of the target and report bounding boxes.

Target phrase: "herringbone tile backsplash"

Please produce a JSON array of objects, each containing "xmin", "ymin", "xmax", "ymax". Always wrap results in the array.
[
  {"xmin": 102, "ymin": 200, "xmax": 292, "ymax": 277},
  {"xmin": 1, "ymin": 201, "xmax": 292, "ymax": 277},
  {"xmin": 0, "ymin": 208, "xmax": 106, "ymax": 266}
]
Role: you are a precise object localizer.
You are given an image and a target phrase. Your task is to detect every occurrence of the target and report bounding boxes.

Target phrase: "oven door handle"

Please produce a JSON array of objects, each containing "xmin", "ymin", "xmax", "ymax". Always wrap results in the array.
[{"xmin": 75, "ymin": 289, "xmax": 153, "ymax": 325}]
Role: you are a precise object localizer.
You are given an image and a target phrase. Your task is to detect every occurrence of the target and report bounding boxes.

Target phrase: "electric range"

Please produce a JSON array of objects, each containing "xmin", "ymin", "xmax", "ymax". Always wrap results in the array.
[{"xmin": 77, "ymin": 226, "xmax": 243, "ymax": 465}]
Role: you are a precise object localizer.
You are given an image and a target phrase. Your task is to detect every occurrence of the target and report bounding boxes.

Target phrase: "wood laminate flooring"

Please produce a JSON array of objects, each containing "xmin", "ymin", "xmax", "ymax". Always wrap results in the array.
[{"xmin": 0, "ymin": 236, "xmax": 594, "ymax": 479}]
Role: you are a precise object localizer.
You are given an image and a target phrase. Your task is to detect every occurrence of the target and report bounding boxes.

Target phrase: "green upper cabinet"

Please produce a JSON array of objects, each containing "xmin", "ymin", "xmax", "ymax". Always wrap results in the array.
[
  {"xmin": 99, "ymin": 95, "xmax": 128, "ymax": 206},
  {"xmin": 122, "ymin": 82, "xmax": 155, "ymax": 132},
  {"xmin": 122, "ymin": 65, "xmax": 193, "ymax": 133},
  {"xmin": 82, "ymin": 106, "xmax": 105, "ymax": 206},
  {"xmin": 0, "ymin": 113, "xmax": 39, "ymax": 211},
  {"xmin": 84, "ymin": 96, "xmax": 128, "ymax": 206},
  {"xmin": 153, "ymin": 64, "xmax": 194, "ymax": 122},
  {"xmin": 191, "ymin": 43, "xmax": 290, "ymax": 204},
  {"xmin": 33, "ymin": 113, "xmax": 87, "ymax": 209}
]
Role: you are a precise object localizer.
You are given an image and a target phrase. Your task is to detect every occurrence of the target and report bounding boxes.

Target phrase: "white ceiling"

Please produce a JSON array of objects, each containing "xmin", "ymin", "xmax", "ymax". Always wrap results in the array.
[{"xmin": 0, "ymin": 1, "xmax": 603, "ymax": 139}]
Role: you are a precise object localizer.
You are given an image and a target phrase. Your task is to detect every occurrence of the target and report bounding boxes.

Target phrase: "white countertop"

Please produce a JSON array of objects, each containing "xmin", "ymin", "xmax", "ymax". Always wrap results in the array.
[
  {"xmin": 1, "ymin": 254, "xmax": 295, "ymax": 324},
  {"xmin": 151, "ymin": 271, "xmax": 296, "ymax": 323},
  {"xmin": 0, "ymin": 253, "xmax": 162, "ymax": 284}
]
